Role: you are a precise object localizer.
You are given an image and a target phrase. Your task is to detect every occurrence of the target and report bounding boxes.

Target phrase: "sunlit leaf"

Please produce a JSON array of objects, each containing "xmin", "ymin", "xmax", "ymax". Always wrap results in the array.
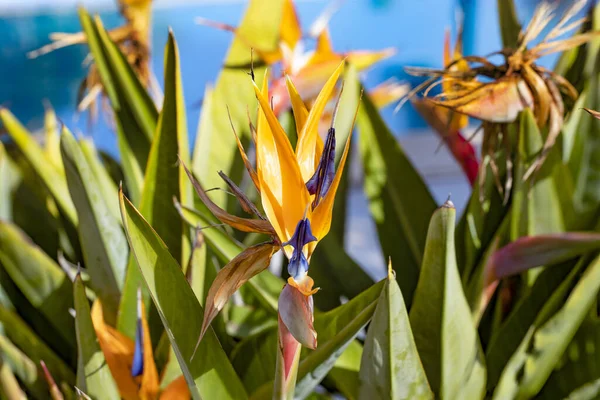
[
  {"xmin": 409, "ymin": 202, "xmax": 486, "ymax": 399},
  {"xmin": 120, "ymin": 191, "xmax": 247, "ymax": 399},
  {"xmin": 359, "ymin": 262, "xmax": 433, "ymax": 399},
  {"xmin": 73, "ymin": 274, "xmax": 120, "ymax": 399},
  {"xmin": 61, "ymin": 127, "xmax": 127, "ymax": 325}
]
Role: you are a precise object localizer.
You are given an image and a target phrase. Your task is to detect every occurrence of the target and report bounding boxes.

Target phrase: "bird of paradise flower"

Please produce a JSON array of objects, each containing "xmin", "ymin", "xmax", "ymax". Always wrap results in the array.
[
  {"xmin": 183, "ymin": 62, "xmax": 354, "ymax": 395},
  {"xmin": 197, "ymin": 0, "xmax": 403, "ymax": 118}
]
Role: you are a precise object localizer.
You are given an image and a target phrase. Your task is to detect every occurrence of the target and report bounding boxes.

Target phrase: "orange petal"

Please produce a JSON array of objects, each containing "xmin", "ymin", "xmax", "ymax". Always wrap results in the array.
[
  {"xmin": 280, "ymin": 0, "xmax": 302, "ymax": 50},
  {"xmin": 285, "ymin": 75, "xmax": 309, "ymax": 134},
  {"xmin": 159, "ymin": 376, "xmax": 190, "ymax": 400},
  {"xmin": 433, "ymin": 77, "xmax": 534, "ymax": 123},
  {"xmin": 195, "ymin": 242, "xmax": 278, "ymax": 349},
  {"xmin": 253, "ymin": 72, "xmax": 311, "ymax": 243},
  {"xmin": 306, "ymin": 29, "xmax": 340, "ymax": 67},
  {"xmin": 345, "ymin": 48, "xmax": 395, "ymax": 71},
  {"xmin": 295, "ymin": 61, "xmax": 344, "ymax": 182},
  {"xmin": 91, "ymin": 301, "xmax": 138, "ymax": 400},
  {"xmin": 369, "ymin": 80, "xmax": 409, "ymax": 109},
  {"xmin": 182, "ymin": 160, "xmax": 276, "ymax": 235},
  {"xmin": 138, "ymin": 296, "xmax": 159, "ymax": 400}
]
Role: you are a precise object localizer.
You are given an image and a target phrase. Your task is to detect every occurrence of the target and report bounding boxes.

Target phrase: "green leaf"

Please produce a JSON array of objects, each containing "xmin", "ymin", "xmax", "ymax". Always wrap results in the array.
[
  {"xmin": 0, "ymin": 305, "xmax": 75, "ymax": 389},
  {"xmin": 192, "ymin": 0, "xmax": 284, "ymax": 209},
  {"xmin": 359, "ymin": 266, "xmax": 433, "ymax": 399},
  {"xmin": 0, "ymin": 109, "xmax": 77, "ymax": 225},
  {"xmin": 250, "ymin": 280, "xmax": 386, "ymax": 399},
  {"xmin": 357, "ymin": 89, "xmax": 436, "ymax": 306},
  {"xmin": 73, "ymin": 273, "xmax": 120, "ymax": 399},
  {"xmin": 61, "ymin": 127, "xmax": 127, "ymax": 325},
  {"xmin": 78, "ymin": 9, "xmax": 158, "ymax": 203},
  {"xmin": 494, "ymin": 254, "xmax": 600, "ymax": 398},
  {"xmin": 79, "ymin": 138, "xmax": 121, "ymax": 223},
  {"xmin": 118, "ymin": 31, "xmax": 192, "ymax": 338},
  {"xmin": 119, "ymin": 191, "xmax": 247, "ymax": 400},
  {"xmin": 0, "ymin": 222, "xmax": 75, "ymax": 348},
  {"xmin": 409, "ymin": 202, "xmax": 486, "ymax": 399},
  {"xmin": 496, "ymin": 0, "xmax": 521, "ymax": 48}
]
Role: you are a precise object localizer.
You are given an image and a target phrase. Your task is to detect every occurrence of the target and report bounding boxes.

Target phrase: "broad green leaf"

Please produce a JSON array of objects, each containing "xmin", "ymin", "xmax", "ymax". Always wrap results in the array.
[
  {"xmin": 0, "ymin": 305, "xmax": 75, "ymax": 389},
  {"xmin": 0, "ymin": 109, "xmax": 77, "ymax": 225},
  {"xmin": 357, "ymin": 90, "xmax": 436, "ymax": 306},
  {"xmin": 73, "ymin": 273, "xmax": 120, "ymax": 399},
  {"xmin": 78, "ymin": 9, "xmax": 158, "ymax": 203},
  {"xmin": 79, "ymin": 138, "xmax": 121, "ymax": 223},
  {"xmin": 192, "ymin": 0, "xmax": 284, "ymax": 209},
  {"xmin": 359, "ymin": 265, "xmax": 433, "ymax": 399},
  {"xmin": 227, "ymin": 305, "xmax": 277, "ymax": 338},
  {"xmin": 0, "ymin": 222, "xmax": 75, "ymax": 348},
  {"xmin": 250, "ymin": 280, "xmax": 385, "ymax": 399},
  {"xmin": 119, "ymin": 191, "xmax": 247, "ymax": 400},
  {"xmin": 494, "ymin": 254, "xmax": 600, "ymax": 398},
  {"xmin": 409, "ymin": 202, "xmax": 486, "ymax": 399},
  {"xmin": 496, "ymin": 0, "xmax": 521, "ymax": 48},
  {"xmin": 61, "ymin": 127, "xmax": 127, "ymax": 324},
  {"xmin": 118, "ymin": 31, "xmax": 192, "ymax": 338}
]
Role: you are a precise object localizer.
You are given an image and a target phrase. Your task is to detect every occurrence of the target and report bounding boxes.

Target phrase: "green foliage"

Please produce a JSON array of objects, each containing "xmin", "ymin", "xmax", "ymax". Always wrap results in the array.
[{"xmin": 0, "ymin": 1, "xmax": 599, "ymax": 399}]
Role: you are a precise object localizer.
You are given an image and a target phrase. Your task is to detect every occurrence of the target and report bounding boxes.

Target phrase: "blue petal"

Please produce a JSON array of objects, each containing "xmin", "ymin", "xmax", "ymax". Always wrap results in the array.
[
  {"xmin": 131, "ymin": 318, "xmax": 144, "ymax": 377},
  {"xmin": 306, "ymin": 127, "xmax": 336, "ymax": 205},
  {"xmin": 283, "ymin": 218, "xmax": 317, "ymax": 280}
]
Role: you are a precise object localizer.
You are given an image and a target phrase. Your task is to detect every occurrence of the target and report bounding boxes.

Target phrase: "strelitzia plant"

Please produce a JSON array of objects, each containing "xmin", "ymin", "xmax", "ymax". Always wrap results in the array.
[
  {"xmin": 186, "ymin": 61, "xmax": 353, "ymax": 393},
  {"xmin": 410, "ymin": 0, "xmax": 596, "ymax": 183},
  {"xmin": 28, "ymin": 0, "xmax": 157, "ymax": 118}
]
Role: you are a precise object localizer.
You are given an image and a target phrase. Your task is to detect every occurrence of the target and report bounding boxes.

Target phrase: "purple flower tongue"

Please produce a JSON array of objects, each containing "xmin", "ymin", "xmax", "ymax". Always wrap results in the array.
[
  {"xmin": 131, "ymin": 288, "xmax": 144, "ymax": 377},
  {"xmin": 306, "ymin": 127, "xmax": 336, "ymax": 207},
  {"xmin": 283, "ymin": 218, "xmax": 317, "ymax": 280}
]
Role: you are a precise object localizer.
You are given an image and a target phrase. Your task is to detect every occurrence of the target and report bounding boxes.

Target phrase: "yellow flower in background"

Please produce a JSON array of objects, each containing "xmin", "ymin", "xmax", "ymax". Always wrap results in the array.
[
  {"xmin": 186, "ymin": 61, "xmax": 355, "ymax": 352},
  {"xmin": 197, "ymin": 0, "xmax": 401, "ymax": 116},
  {"xmin": 28, "ymin": 0, "xmax": 157, "ymax": 119},
  {"xmin": 90, "ymin": 290, "xmax": 189, "ymax": 400}
]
